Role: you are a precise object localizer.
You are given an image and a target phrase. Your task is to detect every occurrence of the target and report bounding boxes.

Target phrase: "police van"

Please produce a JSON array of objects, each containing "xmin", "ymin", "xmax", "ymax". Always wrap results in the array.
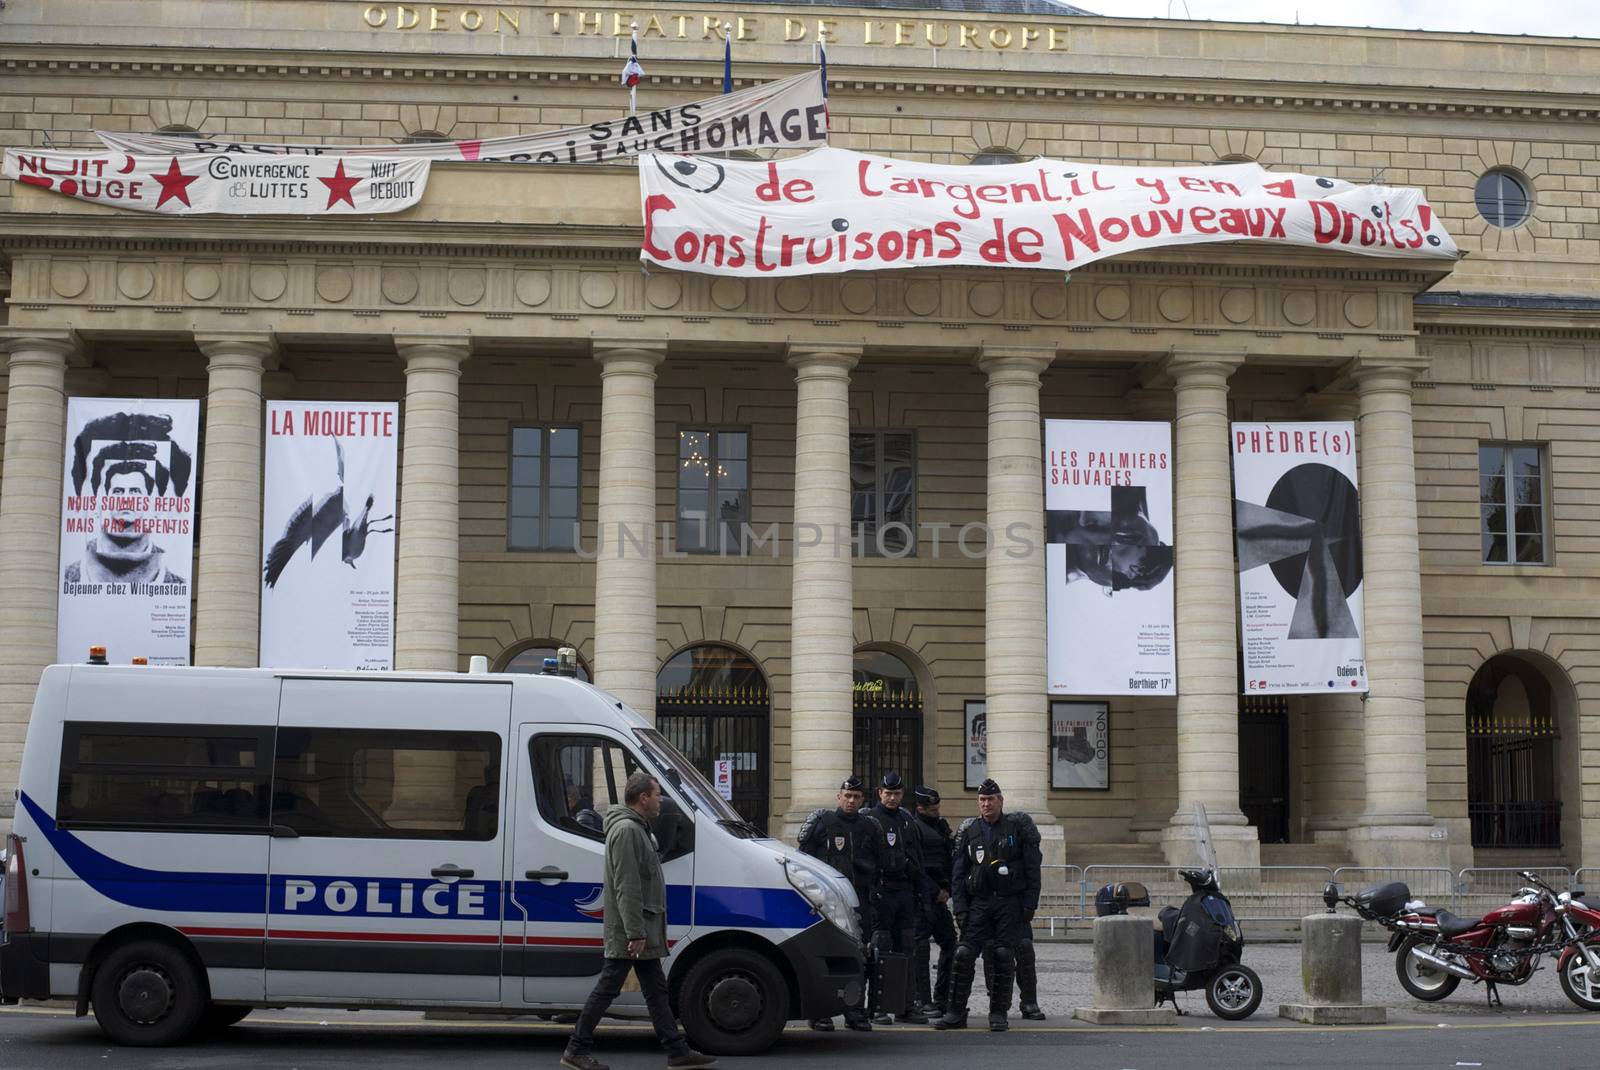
[{"xmin": 0, "ymin": 658, "xmax": 864, "ymax": 1052}]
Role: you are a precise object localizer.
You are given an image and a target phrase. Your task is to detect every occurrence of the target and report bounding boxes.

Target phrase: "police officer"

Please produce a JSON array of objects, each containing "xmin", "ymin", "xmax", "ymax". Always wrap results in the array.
[
  {"xmin": 797, "ymin": 774, "xmax": 887, "ymax": 1032},
  {"xmin": 933, "ymin": 778, "xmax": 1042, "ymax": 1032},
  {"xmin": 911, "ymin": 786, "xmax": 957, "ymax": 1019},
  {"xmin": 866, "ymin": 771, "xmax": 934, "ymax": 1024}
]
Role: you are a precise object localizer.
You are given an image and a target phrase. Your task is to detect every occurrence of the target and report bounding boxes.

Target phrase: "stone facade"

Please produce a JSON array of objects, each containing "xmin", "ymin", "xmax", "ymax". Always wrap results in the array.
[{"xmin": 1, "ymin": 1, "xmax": 1597, "ymax": 872}]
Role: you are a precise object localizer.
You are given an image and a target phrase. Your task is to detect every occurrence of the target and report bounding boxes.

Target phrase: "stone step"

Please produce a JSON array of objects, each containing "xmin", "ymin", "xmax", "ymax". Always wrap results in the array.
[
  {"xmin": 1259, "ymin": 843, "xmax": 1356, "ymax": 869},
  {"xmin": 1061, "ymin": 842, "xmax": 1166, "ymax": 867}
]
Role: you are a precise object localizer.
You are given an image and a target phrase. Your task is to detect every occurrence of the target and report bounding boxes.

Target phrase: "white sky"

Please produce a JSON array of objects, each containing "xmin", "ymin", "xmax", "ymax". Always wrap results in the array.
[{"xmin": 1076, "ymin": 1, "xmax": 1600, "ymax": 39}]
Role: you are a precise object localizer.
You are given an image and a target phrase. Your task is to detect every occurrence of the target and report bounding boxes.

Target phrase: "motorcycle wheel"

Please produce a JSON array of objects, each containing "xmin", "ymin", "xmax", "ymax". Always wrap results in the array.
[
  {"xmin": 1205, "ymin": 964, "xmax": 1263, "ymax": 1020},
  {"xmin": 1558, "ymin": 950, "xmax": 1600, "ymax": 1011},
  {"xmin": 1396, "ymin": 935, "xmax": 1461, "ymax": 1002}
]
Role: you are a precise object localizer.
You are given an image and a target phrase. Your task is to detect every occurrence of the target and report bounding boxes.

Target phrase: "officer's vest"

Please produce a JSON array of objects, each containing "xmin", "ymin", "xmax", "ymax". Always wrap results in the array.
[
  {"xmin": 871, "ymin": 806, "xmax": 915, "ymax": 884},
  {"xmin": 811, "ymin": 810, "xmax": 878, "ymax": 893},
  {"xmin": 915, "ymin": 814, "xmax": 953, "ymax": 886},
  {"xmin": 960, "ymin": 815, "xmax": 1028, "ymax": 898}
]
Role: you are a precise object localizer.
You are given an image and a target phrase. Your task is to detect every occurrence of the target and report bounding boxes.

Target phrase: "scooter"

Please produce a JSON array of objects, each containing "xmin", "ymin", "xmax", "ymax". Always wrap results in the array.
[{"xmin": 1097, "ymin": 868, "xmax": 1264, "ymax": 1020}]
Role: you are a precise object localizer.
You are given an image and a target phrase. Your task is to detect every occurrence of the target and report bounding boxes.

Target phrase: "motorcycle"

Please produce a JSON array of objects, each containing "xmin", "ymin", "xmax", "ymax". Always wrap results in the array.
[
  {"xmin": 1096, "ymin": 804, "xmax": 1263, "ymax": 1021},
  {"xmin": 1331, "ymin": 869, "xmax": 1600, "ymax": 1010}
]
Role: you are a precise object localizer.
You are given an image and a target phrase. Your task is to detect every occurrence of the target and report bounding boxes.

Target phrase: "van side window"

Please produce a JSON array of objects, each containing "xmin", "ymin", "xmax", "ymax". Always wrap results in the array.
[
  {"xmin": 272, "ymin": 728, "xmax": 502, "ymax": 841},
  {"xmin": 529, "ymin": 735, "xmax": 639, "ymax": 841},
  {"xmin": 57, "ymin": 722, "xmax": 274, "ymax": 832}
]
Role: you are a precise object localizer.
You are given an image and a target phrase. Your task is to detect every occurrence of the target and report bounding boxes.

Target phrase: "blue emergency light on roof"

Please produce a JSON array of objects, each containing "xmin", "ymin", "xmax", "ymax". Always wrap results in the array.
[{"xmin": 542, "ymin": 657, "xmax": 560, "ymax": 674}]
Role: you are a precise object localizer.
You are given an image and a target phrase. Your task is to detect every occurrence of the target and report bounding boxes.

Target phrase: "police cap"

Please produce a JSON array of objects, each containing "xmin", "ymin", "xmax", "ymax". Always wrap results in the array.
[
  {"xmin": 881, "ymin": 771, "xmax": 905, "ymax": 791},
  {"xmin": 977, "ymin": 777, "xmax": 1002, "ymax": 797},
  {"xmin": 914, "ymin": 786, "xmax": 940, "ymax": 806},
  {"xmin": 840, "ymin": 774, "xmax": 866, "ymax": 793}
]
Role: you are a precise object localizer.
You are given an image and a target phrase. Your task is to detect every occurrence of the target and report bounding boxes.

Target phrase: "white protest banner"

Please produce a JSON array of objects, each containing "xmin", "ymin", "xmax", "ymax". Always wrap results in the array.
[
  {"xmin": 1045, "ymin": 420, "xmax": 1175, "ymax": 696},
  {"xmin": 4, "ymin": 150, "xmax": 428, "ymax": 215},
  {"xmin": 260, "ymin": 402, "xmax": 399, "ymax": 670},
  {"xmin": 1232, "ymin": 422, "xmax": 1367, "ymax": 694},
  {"xmin": 59, "ymin": 398, "xmax": 200, "ymax": 665},
  {"xmin": 98, "ymin": 71, "xmax": 827, "ymax": 163},
  {"xmin": 639, "ymin": 146, "xmax": 1458, "ymax": 276}
]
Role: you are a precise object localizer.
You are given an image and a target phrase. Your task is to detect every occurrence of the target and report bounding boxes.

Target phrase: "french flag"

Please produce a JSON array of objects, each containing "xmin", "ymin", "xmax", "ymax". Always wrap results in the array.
[{"xmin": 620, "ymin": 30, "xmax": 644, "ymax": 88}]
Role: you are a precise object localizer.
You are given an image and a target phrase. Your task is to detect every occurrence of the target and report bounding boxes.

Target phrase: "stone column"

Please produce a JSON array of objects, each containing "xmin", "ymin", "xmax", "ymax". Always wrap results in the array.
[
  {"xmin": 782, "ymin": 344, "xmax": 859, "ymax": 836},
  {"xmin": 193, "ymin": 333, "xmax": 274, "ymax": 667},
  {"xmin": 0, "ymin": 331, "xmax": 76, "ymax": 819},
  {"xmin": 1123, "ymin": 389, "xmax": 1178, "ymax": 844},
  {"xmin": 592, "ymin": 341, "xmax": 666, "ymax": 719},
  {"xmin": 394, "ymin": 339, "xmax": 468, "ymax": 672},
  {"xmin": 1160, "ymin": 353, "xmax": 1259, "ymax": 868},
  {"xmin": 977, "ymin": 346, "xmax": 1058, "ymax": 838},
  {"xmin": 1347, "ymin": 359, "xmax": 1445, "ymax": 868}
]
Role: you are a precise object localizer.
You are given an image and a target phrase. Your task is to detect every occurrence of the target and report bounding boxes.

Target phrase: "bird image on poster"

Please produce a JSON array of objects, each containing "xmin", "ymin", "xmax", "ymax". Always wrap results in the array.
[
  {"xmin": 57, "ymin": 399, "xmax": 199, "ymax": 665},
  {"xmin": 1044, "ymin": 420, "xmax": 1176, "ymax": 696},
  {"xmin": 260, "ymin": 401, "xmax": 398, "ymax": 670},
  {"xmin": 1231, "ymin": 422, "xmax": 1367, "ymax": 694}
]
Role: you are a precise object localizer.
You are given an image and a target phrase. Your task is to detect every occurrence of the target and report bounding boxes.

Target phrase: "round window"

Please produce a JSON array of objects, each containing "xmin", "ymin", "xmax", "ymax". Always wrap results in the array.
[{"xmin": 1475, "ymin": 170, "xmax": 1531, "ymax": 229}]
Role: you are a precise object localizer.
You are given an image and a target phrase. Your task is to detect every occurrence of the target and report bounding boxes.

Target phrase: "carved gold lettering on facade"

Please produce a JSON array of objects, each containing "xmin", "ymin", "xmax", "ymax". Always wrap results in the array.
[{"xmin": 357, "ymin": 6, "xmax": 1072, "ymax": 51}]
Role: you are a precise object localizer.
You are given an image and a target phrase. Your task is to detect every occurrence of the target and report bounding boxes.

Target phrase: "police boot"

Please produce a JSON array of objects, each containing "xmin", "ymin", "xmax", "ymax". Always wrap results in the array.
[
  {"xmin": 988, "ymin": 944, "xmax": 1015, "ymax": 1031},
  {"xmin": 932, "ymin": 943, "xmax": 954, "ymax": 1016},
  {"xmin": 932, "ymin": 945, "xmax": 976, "ymax": 1029},
  {"xmin": 913, "ymin": 941, "xmax": 933, "ymax": 1009},
  {"xmin": 1017, "ymin": 940, "xmax": 1046, "ymax": 1020}
]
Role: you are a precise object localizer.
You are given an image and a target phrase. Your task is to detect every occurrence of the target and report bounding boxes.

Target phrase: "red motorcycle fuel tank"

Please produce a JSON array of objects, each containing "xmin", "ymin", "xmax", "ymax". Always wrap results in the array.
[{"xmin": 1482, "ymin": 899, "xmax": 1542, "ymax": 926}]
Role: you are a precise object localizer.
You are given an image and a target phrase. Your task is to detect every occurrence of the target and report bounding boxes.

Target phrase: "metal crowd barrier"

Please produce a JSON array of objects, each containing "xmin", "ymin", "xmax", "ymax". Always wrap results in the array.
[
  {"xmin": 1578, "ymin": 868, "xmax": 1594, "ymax": 892},
  {"xmin": 1455, "ymin": 866, "xmax": 1574, "ymax": 916},
  {"xmin": 1330, "ymin": 866, "xmax": 1457, "ymax": 912}
]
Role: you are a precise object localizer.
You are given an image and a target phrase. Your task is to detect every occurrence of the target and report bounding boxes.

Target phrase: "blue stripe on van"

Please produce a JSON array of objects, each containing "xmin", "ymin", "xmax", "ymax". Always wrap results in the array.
[{"xmin": 21, "ymin": 791, "xmax": 819, "ymax": 931}]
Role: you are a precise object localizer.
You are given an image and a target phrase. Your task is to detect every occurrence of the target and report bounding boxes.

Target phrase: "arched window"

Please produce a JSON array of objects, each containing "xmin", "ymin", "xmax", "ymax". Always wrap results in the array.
[
  {"xmin": 853, "ymin": 648, "xmax": 924, "ymax": 792},
  {"xmin": 656, "ymin": 644, "xmax": 770, "ymax": 829},
  {"xmin": 403, "ymin": 129, "xmax": 449, "ymax": 144},
  {"xmin": 1467, "ymin": 655, "xmax": 1560, "ymax": 848},
  {"xmin": 971, "ymin": 149, "xmax": 1023, "ymax": 166},
  {"xmin": 157, "ymin": 124, "xmax": 202, "ymax": 139},
  {"xmin": 497, "ymin": 642, "xmax": 590, "ymax": 680}
]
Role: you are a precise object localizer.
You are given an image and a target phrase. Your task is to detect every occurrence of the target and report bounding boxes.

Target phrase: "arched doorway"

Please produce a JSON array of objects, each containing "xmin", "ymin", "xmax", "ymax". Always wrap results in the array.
[
  {"xmin": 496, "ymin": 641, "xmax": 590, "ymax": 680},
  {"xmin": 656, "ymin": 644, "xmax": 771, "ymax": 830},
  {"xmin": 1467, "ymin": 654, "xmax": 1562, "ymax": 850},
  {"xmin": 853, "ymin": 648, "xmax": 925, "ymax": 791}
]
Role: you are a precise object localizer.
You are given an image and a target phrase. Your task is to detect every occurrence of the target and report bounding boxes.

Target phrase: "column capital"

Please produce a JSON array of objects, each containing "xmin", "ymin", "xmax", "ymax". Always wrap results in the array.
[
  {"xmin": 194, "ymin": 331, "xmax": 279, "ymax": 370},
  {"xmin": 592, "ymin": 338, "xmax": 668, "ymax": 372},
  {"xmin": 395, "ymin": 335, "xmax": 471, "ymax": 375},
  {"xmin": 785, "ymin": 342, "xmax": 861, "ymax": 374},
  {"xmin": 1145, "ymin": 350, "xmax": 1245, "ymax": 389},
  {"xmin": 1, "ymin": 327, "xmax": 83, "ymax": 367},
  {"xmin": 976, "ymin": 344, "xmax": 1055, "ymax": 381},
  {"xmin": 1343, "ymin": 355, "xmax": 1430, "ymax": 388}
]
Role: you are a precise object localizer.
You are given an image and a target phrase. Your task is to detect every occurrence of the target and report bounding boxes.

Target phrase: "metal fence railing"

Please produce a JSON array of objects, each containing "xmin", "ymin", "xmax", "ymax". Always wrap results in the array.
[
  {"xmin": 1578, "ymin": 868, "xmax": 1594, "ymax": 893},
  {"xmin": 1027, "ymin": 862, "xmax": 1593, "ymax": 935}
]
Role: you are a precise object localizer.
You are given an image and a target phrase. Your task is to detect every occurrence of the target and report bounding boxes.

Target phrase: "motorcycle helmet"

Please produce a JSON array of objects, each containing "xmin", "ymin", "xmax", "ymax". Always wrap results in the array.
[{"xmin": 1094, "ymin": 881, "xmax": 1152, "ymax": 916}]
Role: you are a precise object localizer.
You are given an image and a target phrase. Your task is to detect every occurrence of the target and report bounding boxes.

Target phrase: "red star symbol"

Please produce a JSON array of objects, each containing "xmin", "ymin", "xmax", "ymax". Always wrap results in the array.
[
  {"xmin": 318, "ymin": 159, "xmax": 363, "ymax": 209},
  {"xmin": 152, "ymin": 157, "xmax": 198, "ymax": 208}
]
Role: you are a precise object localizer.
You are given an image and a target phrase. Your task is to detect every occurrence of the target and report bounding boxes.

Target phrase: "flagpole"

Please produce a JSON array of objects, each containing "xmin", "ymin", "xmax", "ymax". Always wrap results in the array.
[
  {"xmin": 629, "ymin": 22, "xmax": 639, "ymax": 117},
  {"xmin": 722, "ymin": 23, "xmax": 733, "ymax": 96}
]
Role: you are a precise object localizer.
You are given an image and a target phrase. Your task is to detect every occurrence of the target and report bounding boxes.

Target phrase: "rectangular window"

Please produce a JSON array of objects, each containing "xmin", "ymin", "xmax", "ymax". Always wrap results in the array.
[
  {"xmin": 57, "ymin": 722, "xmax": 274, "ymax": 832},
  {"xmin": 1479, "ymin": 444, "xmax": 1548, "ymax": 565},
  {"xmin": 850, "ymin": 430, "xmax": 916, "ymax": 556},
  {"xmin": 529, "ymin": 734, "xmax": 642, "ymax": 841},
  {"xmin": 676, "ymin": 428, "xmax": 750, "ymax": 554},
  {"xmin": 509, "ymin": 425, "xmax": 581, "ymax": 552},
  {"xmin": 271, "ymin": 727, "xmax": 501, "ymax": 841}
]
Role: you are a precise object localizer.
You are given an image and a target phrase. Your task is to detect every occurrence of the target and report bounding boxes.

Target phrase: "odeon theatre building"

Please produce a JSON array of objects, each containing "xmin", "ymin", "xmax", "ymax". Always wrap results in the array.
[{"xmin": 2, "ymin": 0, "xmax": 1599, "ymax": 876}]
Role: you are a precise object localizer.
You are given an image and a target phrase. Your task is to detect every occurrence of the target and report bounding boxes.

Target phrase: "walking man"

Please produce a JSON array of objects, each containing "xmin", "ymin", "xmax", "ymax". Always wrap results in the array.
[
  {"xmin": 933, "ymin": 778, "xmax": 1042, "ymax": 1032},
  {"xmin": 561, "ymin": 771, "xmax": 715, "ymax": 1070}
]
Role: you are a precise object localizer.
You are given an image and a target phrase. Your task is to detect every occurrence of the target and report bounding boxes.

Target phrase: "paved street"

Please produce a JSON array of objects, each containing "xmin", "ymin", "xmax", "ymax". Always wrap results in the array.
[{"xmin": 4, "ymin": 943, "xmax": 1598, "ymax": 1069}]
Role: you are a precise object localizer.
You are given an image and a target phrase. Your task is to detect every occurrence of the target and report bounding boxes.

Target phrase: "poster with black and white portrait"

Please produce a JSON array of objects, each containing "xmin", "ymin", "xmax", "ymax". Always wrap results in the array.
[
  {"xmin": 963, "ymin": 700, "xmax": 987, "ymax": 791},
  {"xmin": 1231, "ymin": 422, "xmax": 1368, "ymax": 694},
  {"xmin": 58, "ymin": 398, "xmax": 199, "ymax": 665},
  {"xmin": 259, "ymin": 401, "xmax": 398, "ymax": 670},
  {"xmin": 1044, "ymin": 420, "xmax": 1176, "ymax": 696}
]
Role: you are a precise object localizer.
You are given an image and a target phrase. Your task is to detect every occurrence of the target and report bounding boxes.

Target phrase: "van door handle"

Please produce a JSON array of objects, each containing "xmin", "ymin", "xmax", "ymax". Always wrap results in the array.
[
  {"xmin": 526, "ymin": 867, "xmax": 569, "ymax": 882},
  {"xmin": 431, "ymin": 865, "xmax": 475, "ymax": 879}
]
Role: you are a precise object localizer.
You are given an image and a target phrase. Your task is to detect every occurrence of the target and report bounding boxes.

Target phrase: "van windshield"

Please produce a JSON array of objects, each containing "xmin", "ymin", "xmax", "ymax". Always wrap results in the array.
[{"xmin": 633, "ymin": 727, "xmax": 743, "ymax": 824}]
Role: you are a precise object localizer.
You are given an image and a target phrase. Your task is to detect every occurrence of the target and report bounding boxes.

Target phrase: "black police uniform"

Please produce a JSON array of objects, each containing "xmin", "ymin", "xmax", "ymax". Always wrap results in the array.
[
  {"xmin": 935, "ymin": 780, "xmax": 1042, "ymax": 1032},
  {"xmin": 911, "ymin": 788, "xmax": 958, "ymax": 1016},
  {"xmin": 798, "ymin": 781, "xmax": 889, "ymax": 1031},
  {"xmin": 866, "ymin": 774, "xmax": 934, "ymax": 1023}
]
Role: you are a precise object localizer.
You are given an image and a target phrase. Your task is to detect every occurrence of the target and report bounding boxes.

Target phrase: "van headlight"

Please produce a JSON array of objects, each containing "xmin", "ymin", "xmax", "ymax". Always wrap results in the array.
[{"xmin": 784, "ymin": 858, "xmax": 860, "ymax": 940}]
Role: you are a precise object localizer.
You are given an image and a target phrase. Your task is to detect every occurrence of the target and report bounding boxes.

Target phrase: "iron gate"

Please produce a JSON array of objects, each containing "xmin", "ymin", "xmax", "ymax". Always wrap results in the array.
[
  {"xmin": 656, "ymin": 683, "xmax": 771, "ymax": 832},
  {"xmin": 1239, "ymin": 694, "xmax": 1290, "ymax": 844},
  {"xmin": 853, "ymin": 687, "xmax": 923, "ymax": 792}
]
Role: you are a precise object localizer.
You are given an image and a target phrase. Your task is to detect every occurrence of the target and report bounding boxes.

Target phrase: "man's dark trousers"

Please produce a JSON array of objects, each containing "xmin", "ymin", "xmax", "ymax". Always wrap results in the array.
[
  {"xmin": 916, "ymin": 897, "xmax": 957, "ymax": 1010},
  {"xmin": 568, "ymin": 957, "xmax": 689, "ymax": 1058}
]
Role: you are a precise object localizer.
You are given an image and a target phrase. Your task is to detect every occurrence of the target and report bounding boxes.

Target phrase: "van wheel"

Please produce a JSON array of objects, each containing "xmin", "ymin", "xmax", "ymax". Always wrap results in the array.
[
  {"xmin": 196, "ymin": 1003, "xmax": 253, "ymax": 1033},
  {"xmin": 90, "ymin": 939, "xmax": 207, "ymax": 1046},
  {"xmin": 678, "ymin": 949, "xmax": 789, "ymax": 1056}
]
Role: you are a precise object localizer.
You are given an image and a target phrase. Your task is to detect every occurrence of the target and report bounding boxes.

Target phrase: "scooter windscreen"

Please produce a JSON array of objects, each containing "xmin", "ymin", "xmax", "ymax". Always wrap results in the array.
[{"xmin": 1192, "ymin": 800, "xmax": 1220, "ymax": 889}]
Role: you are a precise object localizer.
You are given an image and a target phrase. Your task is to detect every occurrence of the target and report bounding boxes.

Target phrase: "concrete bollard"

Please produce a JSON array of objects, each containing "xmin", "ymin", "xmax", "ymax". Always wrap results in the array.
[
  {"xmin": 1278, "ymin": 913, "xmax": 1386, "ymax": 1024},
  {"xmin": 1073, "ymin": 914, "xmax": 1171, "ymax": 1025}
]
